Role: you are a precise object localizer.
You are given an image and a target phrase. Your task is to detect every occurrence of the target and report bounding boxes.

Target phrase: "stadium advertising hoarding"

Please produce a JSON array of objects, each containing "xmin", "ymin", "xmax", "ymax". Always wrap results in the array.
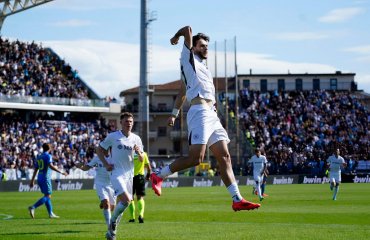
[
  {"xmin": 1, "ymin": 174, "xmax": 368, "ymax": 192},
  {"xmin": 299, "ymin": 174, "xmax": 370, "ymax": 184},
  {"xmin": 0, "ymin": 179, "xmax": 95, "ymax": 192},
  {"xmin": 0, "ymin": 175, "xmax": 298, "ymax": 192}
]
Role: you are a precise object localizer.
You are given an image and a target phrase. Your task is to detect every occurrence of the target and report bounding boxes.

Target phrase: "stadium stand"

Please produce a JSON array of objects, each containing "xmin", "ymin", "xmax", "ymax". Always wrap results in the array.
[
  {"xmin": 236, "ymin": 89, "xmax": 369, "ymax": 176},
  {"xmin": 0, "ymin": 37, "xmax": 91, "ymax": 99},
  {"xmin": 0, "ymin": 38, "xmax": 120, "ymax": 181}
]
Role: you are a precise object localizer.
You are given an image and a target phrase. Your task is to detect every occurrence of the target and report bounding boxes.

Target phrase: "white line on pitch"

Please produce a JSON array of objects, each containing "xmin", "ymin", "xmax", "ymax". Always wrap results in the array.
[{"xmin": 0, "ymin": 214, "xmax": 14, "ymax": 220}]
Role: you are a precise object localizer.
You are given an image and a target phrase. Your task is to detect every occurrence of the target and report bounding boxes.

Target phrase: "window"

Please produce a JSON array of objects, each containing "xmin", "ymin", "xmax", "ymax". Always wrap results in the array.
[
  {"xmin": 313, "ymin": 79, "xmax": 320, "ymax": 90},
  {"xmin": 330, "ymin": 78, "xmax": 337, "ymax": 90},
  {"xmin": 296, "ymin": 78, "xmax": 303, "ymax": 90},
  {"xmin": 278, "ymin": 79, "xmax": 285, "ymax": 91},
  {"xmin": 157, "ymin": 103, "xmax": 167, "ymax": 112},
  {"xmin": 243, "ymin": 79, "xmax": 250, "ymax": 89},
  {"xmin": 158, "ymin": 126, "xmax": 167, "ymax": 137},
  {"xmin": 260, "ymin": 79, "xmax": 267, "ymax": 92},
  {"xmin": 158, "ymin": 149, "xmax": 167, "ymax": 155}
]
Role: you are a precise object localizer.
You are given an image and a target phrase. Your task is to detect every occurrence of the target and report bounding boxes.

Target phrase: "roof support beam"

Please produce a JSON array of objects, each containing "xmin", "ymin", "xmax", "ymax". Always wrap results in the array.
[{"xmin": 0, "ymin": 0, "xmax": 54, "ymax": 32}]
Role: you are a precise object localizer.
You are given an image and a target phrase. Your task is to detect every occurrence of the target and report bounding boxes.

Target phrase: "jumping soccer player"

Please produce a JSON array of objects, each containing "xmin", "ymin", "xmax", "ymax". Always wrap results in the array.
[
  {"xmin": 28, "ymin": 143, "xmax": 68, "ymax": 219},
  {"xmin": 327, "ymin": 149, "xmax": 347, "ymax": 200},
  {"xmin": 150, "ymin": 25, "xmax": 260, "ymax": 211}
]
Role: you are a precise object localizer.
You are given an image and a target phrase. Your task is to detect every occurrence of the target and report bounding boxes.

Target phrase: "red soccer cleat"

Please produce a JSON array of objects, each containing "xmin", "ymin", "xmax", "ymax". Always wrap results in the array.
[
  {"xmin": 150, "ymin": 173, "xmax": 163, "ymax": 196},
  {"xmin": 262, "ymin": 193, "xmax": 269, "ymax": 197},
  {"xmin": 232, "ymin": 199, "xmax": 261, "ymax": 211}
]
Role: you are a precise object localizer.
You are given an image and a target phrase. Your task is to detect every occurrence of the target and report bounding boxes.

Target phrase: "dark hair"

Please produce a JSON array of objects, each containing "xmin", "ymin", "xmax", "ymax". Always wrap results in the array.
[
  {"xmin": 192, "ymin": 33, "xmax": 210, "ymax": 47},
  {"xmin": 120, "ymin": 112, "xmax": 134, "ymax": 120},
  {"xmin": 42, "ymin": 143, "xmax": 50, "ymax": 152}
]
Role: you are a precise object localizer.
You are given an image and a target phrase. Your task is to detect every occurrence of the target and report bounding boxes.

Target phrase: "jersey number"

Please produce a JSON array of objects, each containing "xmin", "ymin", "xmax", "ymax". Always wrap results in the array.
[{"xmin": 37, "ymin": 159, "xmax": 44, "ymax": 170}]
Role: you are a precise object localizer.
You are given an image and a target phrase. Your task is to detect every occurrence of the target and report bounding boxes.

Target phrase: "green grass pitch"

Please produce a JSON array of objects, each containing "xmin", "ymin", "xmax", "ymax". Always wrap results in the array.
[{"xmin": 0, "ymin": 183, "xmax": 369, "ymax": 240}]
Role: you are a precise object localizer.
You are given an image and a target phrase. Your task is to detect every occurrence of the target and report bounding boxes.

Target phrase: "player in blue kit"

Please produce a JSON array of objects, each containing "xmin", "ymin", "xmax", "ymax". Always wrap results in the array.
[{"xmin": 28, "ymin": 143, "xmax": 68, "ymax": 219}]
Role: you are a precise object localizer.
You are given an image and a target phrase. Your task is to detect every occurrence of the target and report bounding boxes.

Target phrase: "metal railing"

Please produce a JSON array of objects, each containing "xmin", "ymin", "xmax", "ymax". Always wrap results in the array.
[{"xmin": 0, "ymin": 95, "xmax": 107, "ymax": 107}]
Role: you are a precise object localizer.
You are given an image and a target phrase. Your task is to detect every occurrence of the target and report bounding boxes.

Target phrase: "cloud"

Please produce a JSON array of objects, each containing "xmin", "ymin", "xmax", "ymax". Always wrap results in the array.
[
  {"xmin": 343, "ymin": 45, "xmax": 370, "ymax": 63},
  {"xmin": 49, "ymin": 19, "xmax": 94, "ymax": 27},
  {"xmin": 44, "ymin": 40, "xmax": 141, "ymax": 99},
  {"xmin": 319, "ymin": 7, "xmax": 365, "ymax": 23},
  {"xmin": 237, "ymin": 53, "xmax": 336, "ymax": 75},
  {"xmin": 344, "ymin": 45, "xmax": 370, "ymax": 54},
  {"xmin": 273, "ymin": 32, "xmax": 329, "ymax": 41},
  {"xmin": 355, "ymin": 73, "xmax": 370, "ymax": 92}
]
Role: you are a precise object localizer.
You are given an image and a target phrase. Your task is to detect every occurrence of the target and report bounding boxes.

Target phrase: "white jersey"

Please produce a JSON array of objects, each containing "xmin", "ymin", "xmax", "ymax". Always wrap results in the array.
[
  {"xmin": 327, "ymin": 155, "xmax": 345, "ymax": 173},
  {"xmin": 87, "ymin": 155, "xmax": 111, "ymax": 186},
  {"xmin": 99, "ymin": 130, "xmax": 143, "ymax": 178},
  {"xmin": 180, "ymin": 43, "xmax": 215, "ymax": 104},
  {"xmin": 248, "ymin": 155, "xmax": 268, "ymax": 178}
]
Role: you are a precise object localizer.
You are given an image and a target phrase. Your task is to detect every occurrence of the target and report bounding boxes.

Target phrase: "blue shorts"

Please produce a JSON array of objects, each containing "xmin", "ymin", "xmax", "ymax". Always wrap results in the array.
[{"xmin": 37, "ymin": 176, "xmax": 52, "ymax": 195}]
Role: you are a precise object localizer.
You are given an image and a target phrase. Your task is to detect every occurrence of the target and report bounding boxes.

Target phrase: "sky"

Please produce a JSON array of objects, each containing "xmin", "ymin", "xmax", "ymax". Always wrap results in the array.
[{"xmin": 2, "ymin": 0, "xmax": 370, "ymax": 99}]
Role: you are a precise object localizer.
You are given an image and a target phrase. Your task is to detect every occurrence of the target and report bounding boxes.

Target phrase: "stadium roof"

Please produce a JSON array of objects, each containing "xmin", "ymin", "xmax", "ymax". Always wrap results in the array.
[{"xmin": 0, "ymin": 0, "xmax": 53, "ymax": 31}]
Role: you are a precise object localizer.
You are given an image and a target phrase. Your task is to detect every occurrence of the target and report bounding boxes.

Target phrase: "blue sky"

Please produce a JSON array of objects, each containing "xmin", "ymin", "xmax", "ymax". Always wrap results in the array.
[{"xmin": 2, "ymin": 0, "xmax": 370, "ymax": 98}]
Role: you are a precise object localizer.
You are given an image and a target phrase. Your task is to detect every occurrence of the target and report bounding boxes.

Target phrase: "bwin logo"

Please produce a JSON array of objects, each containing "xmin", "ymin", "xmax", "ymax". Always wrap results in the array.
[{"xmin": 117, "ymin": 145, "xmax": 123, "ymax": 149}]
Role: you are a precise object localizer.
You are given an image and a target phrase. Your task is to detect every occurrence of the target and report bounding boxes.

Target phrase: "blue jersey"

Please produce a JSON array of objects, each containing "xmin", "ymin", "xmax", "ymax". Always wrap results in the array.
[{"xmin": 35, "ymin": 152, "xmax": 53, "ymax": 180}]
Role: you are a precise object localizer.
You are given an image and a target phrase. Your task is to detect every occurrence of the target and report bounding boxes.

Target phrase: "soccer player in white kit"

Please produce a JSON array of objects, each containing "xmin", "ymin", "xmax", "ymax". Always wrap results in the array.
[
  {"xmin": 327, "ymin": 149, "xmax": 347, "ymax": 200},
  {"xmin": 150, "ymin": 25, "xmax": 260, "ymax": 211},
  {"xmin": 76, "ymin": 146, "xmax": 116, "ymax": 230},
  {"xmin": 97, "ymin": 112, "xmax": 144, "ymax": 240},
  {"xmin": 248, "ymin": 148, "xmax": 268, "ymax": 201}
]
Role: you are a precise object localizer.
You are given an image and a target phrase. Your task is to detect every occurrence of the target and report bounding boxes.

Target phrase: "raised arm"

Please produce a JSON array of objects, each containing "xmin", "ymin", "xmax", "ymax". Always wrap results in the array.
[{"xmin": 170, "ymin": 26, "xmax": 192, "ymax": 49}]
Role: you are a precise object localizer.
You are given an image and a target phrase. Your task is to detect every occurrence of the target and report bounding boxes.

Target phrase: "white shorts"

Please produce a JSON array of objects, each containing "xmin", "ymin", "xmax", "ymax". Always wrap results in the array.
[
  {"xmin": 187, "ymin": 104, "xmax": 230, "ymax": 147},
  {"xmin": 111, "ymin": 173, "xmax": 133, "ymax": 198},
  {"xmin": 329, "ymin": 172, "xmax": 341, "ymax": 183},
  {"xmin": 95, "ymin": 183, "xmax": 116, "ymax": 204},
  {"xmin": 253, "ymin": 172, "xmax": 263, "ymax": 182}
]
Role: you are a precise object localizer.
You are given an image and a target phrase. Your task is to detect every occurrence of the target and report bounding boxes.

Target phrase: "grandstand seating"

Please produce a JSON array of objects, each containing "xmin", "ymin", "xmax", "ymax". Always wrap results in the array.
[
  {"xmin": 0, "ymin": 38, "xmax": 115, "ymax": 181},
  {"xmin": 236, "ymin": 89, "xmax": 369, "ymax": 175},
  {"xmin": 0, "ymin": 37, "xmax": 91, "ymax": 99}
]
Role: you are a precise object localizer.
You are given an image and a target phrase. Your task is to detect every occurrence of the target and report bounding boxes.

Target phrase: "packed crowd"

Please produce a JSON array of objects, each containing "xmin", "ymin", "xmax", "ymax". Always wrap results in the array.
[
  {"xmin": 0, "ymin": 112, "xmax": 112, "ymax": 180},
  {"xmin": 0, "ymin": 37, "xmax": 89, "ymax": 99},
  {"xmin": 238, "ymin": 89, "xmax": 369, "ymax": 176}
]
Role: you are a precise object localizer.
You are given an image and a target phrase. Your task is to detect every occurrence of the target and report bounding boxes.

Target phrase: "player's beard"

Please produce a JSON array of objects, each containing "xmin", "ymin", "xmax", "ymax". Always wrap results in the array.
[{"xmin": 197, "ymin": 52, "xmax": 207, "ymax": 60}]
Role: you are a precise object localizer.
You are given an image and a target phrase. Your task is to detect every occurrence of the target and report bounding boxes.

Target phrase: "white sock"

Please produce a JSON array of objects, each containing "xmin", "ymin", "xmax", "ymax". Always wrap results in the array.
[
  {"xmin": 111, "ymin": 201, "xmax": 128, "ymax": 223},
  {"xmin": 333, "ymin": 186, "xmax": 339, "ymax": 199},
  {"xmin": 103, "ymin": 208, "xmax": 111, "ymax": 227},
  {"xmin": 159, "ymin": 165, "xmax": 173, "ymax": 178},
  {"xmin": 116, "ymin": 212, "xmax": 123, "ymax": 225},
  {"xmin": 227, "ymin": 182, "xmax": 243, "ymax": 202},
  {"xmin": 257, "ymin": 182, "xmax": 262, "ymax": 198}
]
